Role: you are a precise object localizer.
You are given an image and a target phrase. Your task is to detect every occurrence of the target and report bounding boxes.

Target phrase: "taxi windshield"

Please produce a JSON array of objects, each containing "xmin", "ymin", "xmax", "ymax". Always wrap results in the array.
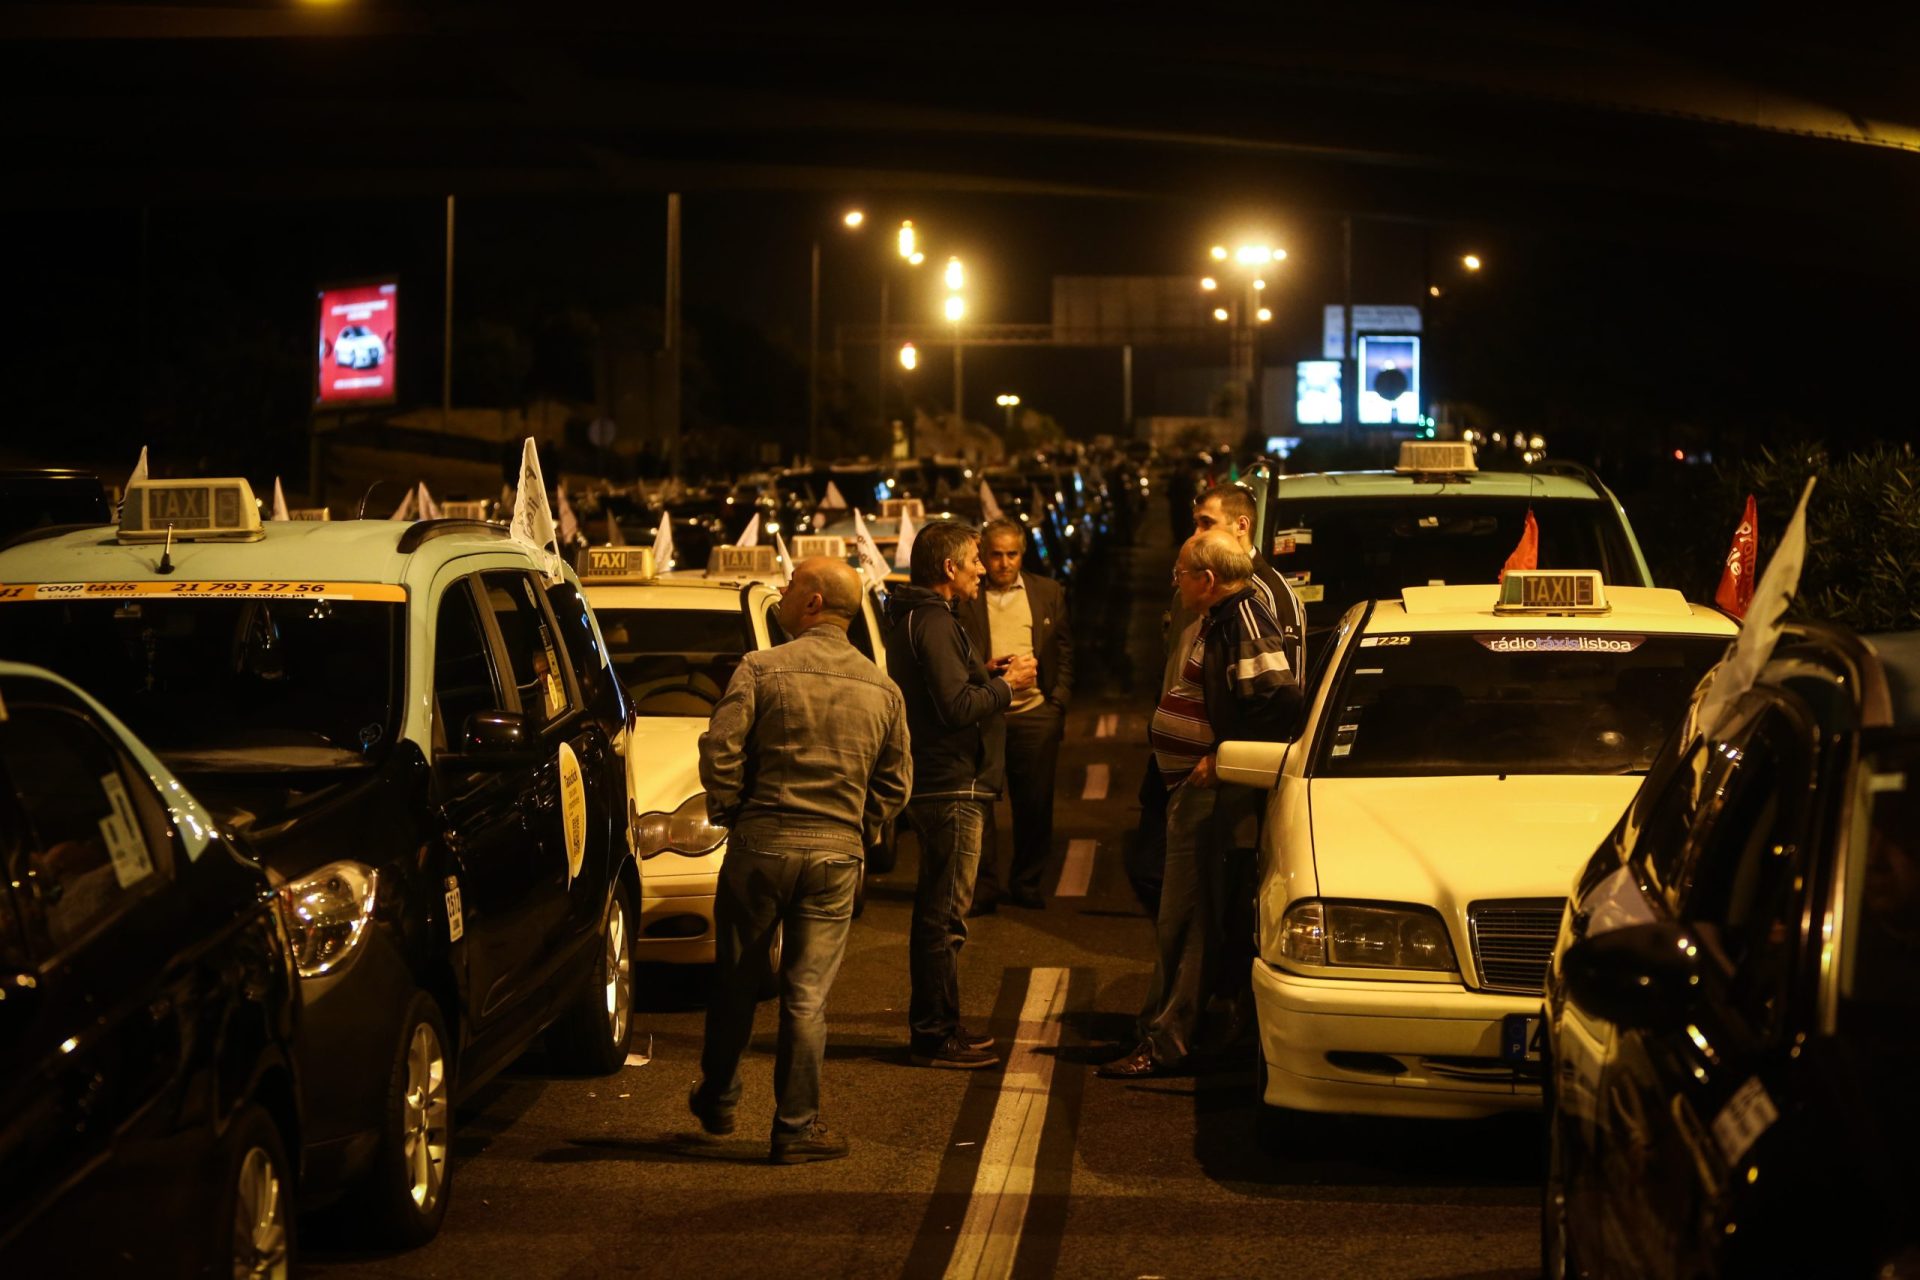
[
  {"xmin": 1267, "ymin": 495, "xmax": 1637, "ymax": 634},
  {"xmin": 0, "ymin": 598, "xmax": 402, "ymax": 771},
  {"xmin": 595, "ymin": 606, "xmax": 752, "ymax": 716},
  {"xmin": 1314, "ymin": 631, "xmax": 1728, "ymax": 777}
]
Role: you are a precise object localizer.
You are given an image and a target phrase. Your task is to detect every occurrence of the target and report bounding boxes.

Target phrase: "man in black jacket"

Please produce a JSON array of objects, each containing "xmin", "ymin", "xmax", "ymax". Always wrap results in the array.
[
  {"xmin": 963, "ymin": 518, "xmax": 1073, "ymax": 913},
  {"xmin": 885, "ymin": 521, "xmax": 1038, "ymax": 1068}
]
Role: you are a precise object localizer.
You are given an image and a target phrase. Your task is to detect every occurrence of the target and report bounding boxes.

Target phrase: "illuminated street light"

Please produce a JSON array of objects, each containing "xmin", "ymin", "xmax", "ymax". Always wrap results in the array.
[
  {"xmin": 1462, "ymin": 253, "xmax": 1483, "ymax": 271},
  {"xmin": 1256, "ymin": 307, "xmax": 1273, "ymax": 322},
  {"xmin": 899, "ymin": 342, "xmax": 918, "ymax": 371},
  {"xmin": 944, "ymin": 296, "xmax": 966, "ymax": 322},
  {"xmin": 898, "ymin": 220, "xmax": 917, "ymax": 260},
  {"xmin": 995, "ymin": 394, "xmax": 1020, "ymax": 407},
  {"xmin": 1200, "ymin": 277, "xmax": 1217, "ymax": 291},
  {"xmin": 1429, "ymin": 285, "xmax": 1442, "ymax": 297},
  {"xmin": 945, "ymin": 256, "xmax": 965, "ymax": 291},
  {"xmin": 844, "ymin": 210, "xmax": 865, "ymax": 228},
  {"xmin": 908, "ymin": 251, "xmax": 925, "ymax": 266},
  {"xmin": 1210, "ymin": 245, "xmax": 1228, "ymax": 261},
  {"xmin": 1252, "ymin": 279, "xmax": 1266, "ymax": 291},
  {"xmin": 1212, "ymin": 307, "xmax": 1230, "ymax": 322},
  {"xmin": 1234, "ymin": 245, "xmax": 1273, "ymax": 265}
]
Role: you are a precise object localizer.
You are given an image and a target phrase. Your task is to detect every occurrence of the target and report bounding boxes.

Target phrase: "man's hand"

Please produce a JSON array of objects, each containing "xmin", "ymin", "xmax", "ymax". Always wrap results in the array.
[
  {"xmin": 1189, "ymin": 753, "xmax": 1218, "ymax": 789},
  {"xmin": 1000, "ymin": 654, "xmax": 1039, "ymax": 693}
]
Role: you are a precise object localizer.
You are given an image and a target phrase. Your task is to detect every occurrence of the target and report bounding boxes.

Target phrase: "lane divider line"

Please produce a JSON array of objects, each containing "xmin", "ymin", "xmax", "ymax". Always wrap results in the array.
[
  {"xmin": 1081, "ymin": 763, "xmax": 1110, "ymax": 801},
  {"xmin": 1094, "ymin": 713, "xmax": 1119, "ymax": 739},
  {"xmin": 942, "ymin": 967, "xmax": 1072, "ymax": 1280},
  {"xmin": 1054, "ymin": 840, "xmax": 1097, "ymax": 898}
]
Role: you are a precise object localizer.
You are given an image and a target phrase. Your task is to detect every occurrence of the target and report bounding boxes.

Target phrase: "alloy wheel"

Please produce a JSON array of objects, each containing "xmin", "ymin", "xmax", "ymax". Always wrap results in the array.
[
  {"xmin": 604, "ymin": 896, "xmax": 631, "ymax": 1048},
  {"xmin": 403, "ymin": 1021, "xmax": 450, "ymax": 1211},
  {"xmin": 231, "ymin": 1145, "xmax": 289, "ymax": 1280}
]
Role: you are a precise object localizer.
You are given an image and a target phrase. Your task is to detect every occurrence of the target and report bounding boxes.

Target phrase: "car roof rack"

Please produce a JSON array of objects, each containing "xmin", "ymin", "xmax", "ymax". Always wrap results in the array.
[
  {"xmin": 396, "ymin": 519, "xmax": 513, "ymax": 553},
  {"xmin": 1529, "ymin": 459, "xmax": 1603, "ymax": 488}
]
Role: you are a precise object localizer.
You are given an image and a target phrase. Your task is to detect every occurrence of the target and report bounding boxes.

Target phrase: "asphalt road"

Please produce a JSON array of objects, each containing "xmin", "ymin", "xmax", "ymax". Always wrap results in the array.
[{"xmin": 303, "ymin": 509, "xmax": 1544, "ymax": 1280}]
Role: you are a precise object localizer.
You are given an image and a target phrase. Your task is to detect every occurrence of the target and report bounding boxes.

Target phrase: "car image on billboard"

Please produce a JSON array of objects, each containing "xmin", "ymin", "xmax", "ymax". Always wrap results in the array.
[{"xmin": 316, "ymin": 280, "xmax": 397, "ymax": 405}]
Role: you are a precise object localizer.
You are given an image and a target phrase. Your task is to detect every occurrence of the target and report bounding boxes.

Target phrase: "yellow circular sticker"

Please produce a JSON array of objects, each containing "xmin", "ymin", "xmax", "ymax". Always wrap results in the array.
[{"xmin": 558, "ymin": 741, "xmax": 587, "ymax": 883}]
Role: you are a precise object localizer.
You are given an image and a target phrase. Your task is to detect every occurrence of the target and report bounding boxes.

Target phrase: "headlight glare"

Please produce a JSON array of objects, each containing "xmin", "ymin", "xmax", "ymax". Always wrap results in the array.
[
  {"xmin": 278, "ymin": 861, "xmax": 378, "ymax": 979},
  {"xmin": 1281, "ymin": 900, "xmax": 1457, "ymax": 974},
  {"xmin": 631, "ymin": 793, "xmax": 728, "ymax": 858}
]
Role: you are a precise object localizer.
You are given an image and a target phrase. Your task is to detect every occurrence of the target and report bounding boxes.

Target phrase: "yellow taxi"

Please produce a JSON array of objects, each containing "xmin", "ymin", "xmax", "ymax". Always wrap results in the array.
[
  {"xmin": 580, "ymin": 543, "xmax": 889, "ymax": 965},
  {"xmin": 1217, "ymin": 570, "xmax": 1738, "ymax": 1119}
]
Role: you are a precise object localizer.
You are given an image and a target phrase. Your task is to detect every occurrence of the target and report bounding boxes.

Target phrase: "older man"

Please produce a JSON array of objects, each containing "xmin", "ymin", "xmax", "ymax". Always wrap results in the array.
[
  {"xmin": 1101, "ymin": 531, "xmax": 1301, "ymax": 1079},
  {"xmin": 963, "ymin": 517, "xmax": 1073, "ymax": 913},
  {"xmin": 693, "ymin": 558, "xmax": 911, "ymax": 1163}
]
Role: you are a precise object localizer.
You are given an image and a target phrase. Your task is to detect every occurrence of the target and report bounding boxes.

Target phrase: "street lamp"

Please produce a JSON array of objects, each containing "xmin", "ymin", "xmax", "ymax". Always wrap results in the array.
[
  {"xmin": 1200, "ymin": 277, "xmax": 1217, "ymax": 291},
  {"xmin": 943, "ymin": 295, "xmax": 966, "ymax": 323},
  {"xmin": 1462, "ymin": 253, "xmax": 1483, "ymax": 271},
  {"xmin": 899, "ymin": 342, "xmax": 918, "ymax": 371},
  {"xmin": 843, "ymin": 210, "xmax": 865, "ymax": 228},
  {"xmin": 809, "ymin": 208, "xmax": 870, "ymax": 463},
  {"xmin": 996, "ymin": 393, "xmax": 1020, "ymax": 436},
  {"xmin": 945, "ymin": 256, "xmax": 965, "ymax": 291},
  {"xmin": 898, "ymin": 220, "xmax": 917, "ymax": 260},
  {"xmin": 1206, "ymin": 239, "xmax": 1288, "ymax": 442}
]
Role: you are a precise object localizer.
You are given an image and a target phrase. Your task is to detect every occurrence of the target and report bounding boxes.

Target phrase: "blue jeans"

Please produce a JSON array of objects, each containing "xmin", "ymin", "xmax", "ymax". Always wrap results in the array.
[
  {"xmin": 906, "ymin": 797, "xmax": 988, "ymax": 1050},
  {"xmin": 697, "ymin": 829, "xmax": 860, "ymax": 1139}
]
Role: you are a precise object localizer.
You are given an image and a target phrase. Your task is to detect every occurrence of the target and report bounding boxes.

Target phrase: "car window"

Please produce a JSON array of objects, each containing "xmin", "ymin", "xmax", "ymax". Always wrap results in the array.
[
  {"xmin": 0, "ymin": 703, "xmax": 174, "ymax": 958},
  {"xmin": 596, "ymin": 606, "xmax": 752, "ymax": 717},
  {"xmin": 765, "ymin": 602, "xmax": 789, "ymax": 646},
  {"xmin": 545, "ymin": 580, "xmax": 617, "ymax": 715},
  {"xmin": 433, "ymin": 578, "xmax": 502, "ymax": 751},
  {"xmin": 483, "ymin": 570, "xmax": 578, "ymax": 732}
]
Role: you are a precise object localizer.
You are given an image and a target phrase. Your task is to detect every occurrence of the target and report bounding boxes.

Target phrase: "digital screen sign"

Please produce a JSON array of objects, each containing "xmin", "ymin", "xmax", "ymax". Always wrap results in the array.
[
  {"xmin": 316, "ymin": 280, "xmax": 398, "ymax": 406},
  {"xmin": 1295, "ymin": 359, "xmax": 1343, "ymax": 425},
  {"xmin": 1357, "ymin": 334, "xmax": 1420, "ymax": 425}
]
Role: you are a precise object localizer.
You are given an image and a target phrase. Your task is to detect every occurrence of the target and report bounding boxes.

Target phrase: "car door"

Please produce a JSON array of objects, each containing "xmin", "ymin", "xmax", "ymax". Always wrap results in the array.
[
  {"xmin": 1596, "ymin": 694, "xmax": 1817, "ymax": 1278},
  {"xmin": 541, "ymin": 577, "xmax": 621, "ymax": 951}
]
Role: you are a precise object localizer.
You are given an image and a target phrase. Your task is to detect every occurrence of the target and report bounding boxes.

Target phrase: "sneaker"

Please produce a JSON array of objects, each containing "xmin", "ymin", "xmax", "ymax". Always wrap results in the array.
[
  {"xmin": 911, "ymin": 1034, "xmax": 999, "ymax": 1069},
  {"xmin": 954, "ymin": 1024, "xmax": 996, "ymax": 1050},
  {"xmin": 688, "ymin": 1080, "xmax": 736, "ymax": 1135},
  {"xmin": 770, "ymin": 1122, "xmax": 849, "ymax": 1165}
]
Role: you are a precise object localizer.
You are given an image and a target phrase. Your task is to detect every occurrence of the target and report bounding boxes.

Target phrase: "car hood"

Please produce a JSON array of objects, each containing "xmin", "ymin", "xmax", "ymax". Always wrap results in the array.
[
  {"xmin": 622, "ymin": 715, "xmax": 708, "ymax": 814},
  {"xmin": 1307, "ymin": 775, "xmax": 1643, "ymax": 908}
]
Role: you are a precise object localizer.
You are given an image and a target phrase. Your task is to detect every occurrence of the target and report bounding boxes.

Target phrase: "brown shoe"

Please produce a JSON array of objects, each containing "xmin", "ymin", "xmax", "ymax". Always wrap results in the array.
[{"xmin": 1095, "ymin": 1042, "xmax": 1167, "ymax": 1079}]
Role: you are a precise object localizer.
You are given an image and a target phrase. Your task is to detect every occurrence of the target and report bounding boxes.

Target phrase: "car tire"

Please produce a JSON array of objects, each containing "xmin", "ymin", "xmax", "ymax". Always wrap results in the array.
[
  {"xmin": 548, "ymin": 877, "xmax": 636, "ymax": 1075},
  {"xmin": 354, "ymin": 991, "xmax": 454, "ymax": 1248},
  {"xmin": 756, "ymin": 924, "xmax": 783, "ymax": 1001},
  {"xmin": 1542, "ymin": 1076, "xmax": 1577, "ymax": 1279},
  {"xmin": 214, "ymin": 1103, "xmax": 294, "ymax": 1280},
  {"xmin": 867, "ymin": 820, "xmax": 899, "ymax": 875}
]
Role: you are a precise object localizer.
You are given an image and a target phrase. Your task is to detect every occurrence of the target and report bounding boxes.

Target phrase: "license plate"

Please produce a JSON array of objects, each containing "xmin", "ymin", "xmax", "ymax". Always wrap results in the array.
[{"xmin": 1501, "ymin": 1013, "xmax": 1543, "ymax": 1064}]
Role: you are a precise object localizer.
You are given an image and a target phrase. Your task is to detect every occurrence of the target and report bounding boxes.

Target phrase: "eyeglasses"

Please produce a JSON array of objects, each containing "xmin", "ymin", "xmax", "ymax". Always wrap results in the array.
[{"xmin": 1171, "ymin": 566, "xmax": 1205, "ymax": 585}]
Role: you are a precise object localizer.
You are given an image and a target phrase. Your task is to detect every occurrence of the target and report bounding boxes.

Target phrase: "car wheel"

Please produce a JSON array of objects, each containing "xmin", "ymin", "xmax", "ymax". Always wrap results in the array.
[
  {"xmin": 1542, "ymin": 1102, "xmax": 1577, "ymax": 1279},
  {"xmin": 354, "ymin": 992, "xmax": 453, "ymax": 1248},
  {"xmin": 867, "ymin": 820, "xmax": 899, "ymax": 875},
  {"xmin": 548, "ymin": 877, "xmax": 636, "ymax": 1074},
  {"xmin": 215, "ymin": 1104, "xmax": 293, "ymax": 1280},
  {"xmin": 756, "ymin": 924, "xmax": 783, "ymax": 1001}
]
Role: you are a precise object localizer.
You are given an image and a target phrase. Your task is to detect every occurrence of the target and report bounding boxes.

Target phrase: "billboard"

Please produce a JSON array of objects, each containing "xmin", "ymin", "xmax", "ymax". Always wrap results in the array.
[
  {"xmin": 1295, "ymin": 359, "xmax": 1343, "ymax": 425},
  {"xmin": 1357, "ymin": 334, "xmax": 1420, "ymax": 425},
  {"xmin": 316, "ymin": 280, "xmax": 398, "ymax": 406}
]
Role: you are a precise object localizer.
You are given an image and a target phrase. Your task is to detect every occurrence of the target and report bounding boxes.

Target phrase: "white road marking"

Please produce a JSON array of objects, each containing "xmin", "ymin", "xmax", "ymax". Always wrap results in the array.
[
  {"xmin": 1081, "ymin": 763, "xmax": 1110, "ymax": 801},
  {"xmin": 1055, "ymin": 839, "xmax": 1097, "ymax": 898},
  {"xmin": 1094, "ymin": 713, "xmax": 1119, "ymax": 738},
  {"xmin": 943, "ymin": 967, "xmax": 1072, "ymax": 1280}
]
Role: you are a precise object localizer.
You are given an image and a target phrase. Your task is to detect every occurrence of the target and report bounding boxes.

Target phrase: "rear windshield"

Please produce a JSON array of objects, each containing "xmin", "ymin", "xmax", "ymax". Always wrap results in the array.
[
  {"xmin": 595, "ymin": 606, "xmax": 751, "ymax": 716},
  {"xmin": 1267, "ymin": 494, "xmax": 1640, "ymax": 634},
  {"xmin": 1314, "ymin": 631, "xmax": 1727, "ymax": 778}
]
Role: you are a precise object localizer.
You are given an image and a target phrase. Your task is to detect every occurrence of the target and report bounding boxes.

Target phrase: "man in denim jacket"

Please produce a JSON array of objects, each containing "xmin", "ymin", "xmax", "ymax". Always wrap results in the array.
[{"xmin": 692, "ymin": 557, "xmax": 911, "ymax": 1164}]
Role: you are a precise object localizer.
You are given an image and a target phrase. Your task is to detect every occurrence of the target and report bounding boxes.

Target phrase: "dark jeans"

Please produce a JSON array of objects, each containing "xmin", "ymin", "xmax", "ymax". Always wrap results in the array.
[
  {"xmin": 979, "ymin": 702, "xmax": 1064, "ymax": 902},
  {"xmin": 1137, "ymin": 782, "xmax": 1220, "ymax": 1066},
  {"xmin": 906, "ymin": 797, "xmax": 987, "ymax": 1049},
  {"xmin": 1126, "ymin": 759, "xmax": 1170, "ymax": 916},
  {"xmin": 697, "ymin": 829, "xmax": 860, "ymax": 1139}
]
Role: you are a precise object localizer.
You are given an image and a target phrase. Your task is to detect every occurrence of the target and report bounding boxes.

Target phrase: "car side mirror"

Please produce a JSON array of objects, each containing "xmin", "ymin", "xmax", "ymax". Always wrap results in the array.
[
  {"xmin": 1562, "ymin": 921, "xmax": 1702, "ymax": 1033},
  {"xmin": 448, "ymin": 710, "xmax": 538, "ymax": 769},
  {"xmin": 1216, "ymin": 740, "xmax": 1288, "ymax": 789}
]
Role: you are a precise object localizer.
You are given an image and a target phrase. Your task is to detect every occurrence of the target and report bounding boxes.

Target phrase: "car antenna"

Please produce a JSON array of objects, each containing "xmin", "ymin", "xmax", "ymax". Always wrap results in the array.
[
  {"xmin": 156, "ymin": 524, "xmax": 176, "ymax": 575},
  {"xmin": 356, "ymin": 479, "xmax": 390, "ymax": 520}
]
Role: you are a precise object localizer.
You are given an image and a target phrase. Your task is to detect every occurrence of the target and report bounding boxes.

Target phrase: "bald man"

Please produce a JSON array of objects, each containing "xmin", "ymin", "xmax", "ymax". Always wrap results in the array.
[{"xmin": 695, "ymin": 557, "xmax": 912, "ymax": 1163}]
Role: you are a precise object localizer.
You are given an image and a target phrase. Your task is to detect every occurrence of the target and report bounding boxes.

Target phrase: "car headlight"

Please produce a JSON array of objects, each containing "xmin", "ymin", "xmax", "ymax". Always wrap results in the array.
[
  {"xmin": 1279, "ymin": 900, "xmax": 1457, "ymax": 973},
  {"xmin": 278, "ymin": 861, "xmax": 378, "ymax": 979},
  {"xmin": 631, "ymin": 793, "xmax": 728, "ymax": 859}
]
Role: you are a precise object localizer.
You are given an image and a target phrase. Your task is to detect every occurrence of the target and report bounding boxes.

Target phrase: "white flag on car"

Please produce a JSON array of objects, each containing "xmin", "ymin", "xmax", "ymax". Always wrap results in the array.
[
  {"xmin": 736, "ymin": 512, "xmax": 761, "ymax": 548},
  {"xmin": 651, "ymin": 508, "xmax": 676, "ymax": 572},
  {"xmin": 1697, "ymin": 477, "xmax": 1816, "ymax": 741},
  {"xmin": 556, "ymin": 480, "xmax": 580, "ymax": 547},
  {"xmin": 821, "ymin": 480, "xmax": 849, "ymax": 510},
  {"xmin": 271, "ymin": 477, "xmax": 291, "ymax": 521},
  {"xmin": 508, "ymin": 437, "xmax": 564, "ymax": 582},
  {"xmin": 415, "ymin": 482, "xmax": 443, "ymax": 521},
  {"xmin": 389, "ymin": 489, "xmax": 416, "ymax": 521},
  {"xmin": 894, "ymin": 505, "xmax": 918, "ymax": 570},
  {"xmin": 979, "ymin": 479, "xmax": 1004, "ymax": 522},
  {"xmin": 851, "ymin": 508, "xmax": 890, "ymax": 591}
]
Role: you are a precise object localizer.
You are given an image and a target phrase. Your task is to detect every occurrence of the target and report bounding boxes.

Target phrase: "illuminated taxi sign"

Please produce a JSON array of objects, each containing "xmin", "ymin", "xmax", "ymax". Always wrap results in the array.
[
  {"xmin": 118, "ymin": 478, "xmax": 264, "ymax": 543},
  {"xmin": 1394, "ymin": 441, "xmax": 1477, "ymax": 475},
  {"xmin": 289, "ymin": 507, "xmax": 332, "ymax": 522},
  {"xmin": 793, "ymin": 535, "xmax": 847, "ymax": 559},
  {"xmin": 439, "ymin": 500, "xmax": 492, "ymax": 521},
  {"xmin": 706, "ymin": 545, "xmax": 778, "ymax": 577},
  {"xmin": 578, "ymin": 545, "xmax": 655, "ymax": 582},
  {"xmin": 1495, "ymin": 570, "xmax": 1609, "ymax": 615},
  {"xmin": 881, "ymin": 497, "xmax": 925, "ymax": 521}
]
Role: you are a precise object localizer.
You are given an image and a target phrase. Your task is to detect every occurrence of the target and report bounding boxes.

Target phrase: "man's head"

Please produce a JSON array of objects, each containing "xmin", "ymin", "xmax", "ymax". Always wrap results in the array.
[
  {"xmin": 1192, "ymin": 483, "xmax": 1258, "ymax": 551},
  {"xmin": 910, "ymin": 520, "xmax": 986, "ymax": 602},
  {"xmin": 1174, "ymin": 529, "xmax": 1253, "ymax": 612},
  {"xmin": 980, "ymin": 518, "xmax": 1026, "ymax": 591},
  {"xmin": 777, "ymin": 556, "xmax": 863, "ymax": 635}
]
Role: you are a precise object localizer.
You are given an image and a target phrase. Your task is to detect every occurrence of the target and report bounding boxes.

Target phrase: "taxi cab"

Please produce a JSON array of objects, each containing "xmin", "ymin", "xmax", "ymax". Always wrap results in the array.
[
  {"xmin": 579, "ymin": 542, "xmax": 888, "ymax": 967},
  {"xmin": 0, "ymin": 477, "xmax": 636, "ymax": 1247},
  {"xmin": 1216, "ymin": 569, "xmax": 1737, "ymax": 1119}
]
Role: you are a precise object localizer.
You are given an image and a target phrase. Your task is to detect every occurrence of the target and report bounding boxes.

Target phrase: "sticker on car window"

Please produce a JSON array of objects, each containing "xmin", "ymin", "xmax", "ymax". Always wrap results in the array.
[
  {"xmin": 1475, "ymin": 634, "xmax": 1646, "ymax": 654},
  {"xmin": 1359, "ymin": 635, "xmax": 1411, "ymax": 648},
  {"xmin": 97, "ymin": 772, "xmax": 154, "ymax": 889},
  {"xmin": 1296, "ymin": 585, "xmax": 1325, "ymax": 603},
  {"xmin": 1272, "ymin": 528, "xmax": 1312, "ymax": 555},
  {"xmin": 1711, "ymin": 1077, "xmax": 1779, "ymax": 1165}
]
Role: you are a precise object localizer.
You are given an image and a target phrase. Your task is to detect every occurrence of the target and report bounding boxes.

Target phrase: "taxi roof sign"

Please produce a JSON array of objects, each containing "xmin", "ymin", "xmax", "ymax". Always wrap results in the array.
[
  {"xmin": 881, "ymin": 497, "xmax": 925, "ymax": 521},
  {"xmin": 793, "ymin": 535, "xmax": 848, "ymax": 559},
  {"xmin": 118, "ymin": 478, "xmax": 264, "ymax": 543},
  {"xmin": 707, "ymin": 544, "xmax": 779, "ymax": 577},
  {"xmin": 1495, "ymin": 570, "xmax": 1609, "ymax": 615},
  {"xmin": 1395, "ymin": 441, "xmax": 1477, "ymax": 475},
  {"xmin": 578, "ymin": 544, "xmax": 655, "ymax": 582}
]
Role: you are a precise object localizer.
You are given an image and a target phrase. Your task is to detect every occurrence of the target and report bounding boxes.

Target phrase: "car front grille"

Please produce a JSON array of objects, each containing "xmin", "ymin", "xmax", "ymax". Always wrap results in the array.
[{"xmin": 1468, "ymin": 899, "xmax": 1563, "ymax": 995}]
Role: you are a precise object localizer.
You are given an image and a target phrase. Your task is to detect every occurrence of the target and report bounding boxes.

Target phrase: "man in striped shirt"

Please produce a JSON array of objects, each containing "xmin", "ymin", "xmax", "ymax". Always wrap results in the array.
[{"xmin": 1101, "ymin": 530, "xmax": 1302, "ymax": 1078}]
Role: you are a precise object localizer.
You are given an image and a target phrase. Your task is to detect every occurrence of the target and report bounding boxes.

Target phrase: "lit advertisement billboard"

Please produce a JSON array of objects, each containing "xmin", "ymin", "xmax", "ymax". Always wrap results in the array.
[
  {"xmin": 1357, "ymin": 333, "xmax": 1420, "ymax": 425},
  {"xmin": 316, "ymin": 280, "xmax": 398, "ymax": 406},
  {"xmin": 1295, "ymin": 359, "xmax": 1343, "ymax": 425}
]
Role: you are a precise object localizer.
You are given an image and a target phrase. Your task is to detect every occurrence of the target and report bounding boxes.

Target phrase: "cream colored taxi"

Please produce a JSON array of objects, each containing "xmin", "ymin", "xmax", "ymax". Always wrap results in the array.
[
  {"xmin": 581, "ymin": 544, "xmax": 887, "ymax": 964},
  {"xmin": 1217, "ymin": 570, "xmax": 1737, "ymax": 1119}
]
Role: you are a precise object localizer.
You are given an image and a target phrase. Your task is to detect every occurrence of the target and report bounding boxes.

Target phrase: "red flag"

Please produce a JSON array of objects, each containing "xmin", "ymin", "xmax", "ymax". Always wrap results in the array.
[
  {"xmin": 1714, "ymin": 494, "xmax": 1758, "ymax": 620},
  {"xmin": 1499, "ymin": 509, "xmax": 1538, "ymax": 581}
]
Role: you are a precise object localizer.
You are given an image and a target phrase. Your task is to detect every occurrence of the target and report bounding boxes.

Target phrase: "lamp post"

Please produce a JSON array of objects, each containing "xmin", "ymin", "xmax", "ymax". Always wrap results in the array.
[
  {"xmin": 808, "ymin": 208, "xmax": 868, "ymax": 465},
  {"xmin": 944, "ymin": 257, "xmax": 966, "ymax": 429},
  {"xmin": 1204, "ymin": 241, "xmax": 1285, "ymax": 445},
  {"xmin": 880, "ymin": 220, "xmax": 925, "ymax": 448},
  {"xmin": 996, "ymin": 392, "xmax": 1020, "ymax": 437}
]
